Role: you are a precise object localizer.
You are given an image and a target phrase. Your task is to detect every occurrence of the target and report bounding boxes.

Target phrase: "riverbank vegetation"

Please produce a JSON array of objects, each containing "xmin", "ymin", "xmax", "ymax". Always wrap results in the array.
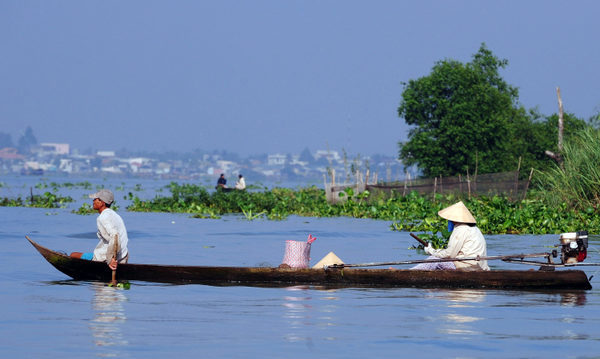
[
  {"xmin": 0, "ymin": 191, "xmax": 73, "ymax": 208},
  {"xmin": 123, "ymin": 182, "xmax": 600, "ymax": 236}
]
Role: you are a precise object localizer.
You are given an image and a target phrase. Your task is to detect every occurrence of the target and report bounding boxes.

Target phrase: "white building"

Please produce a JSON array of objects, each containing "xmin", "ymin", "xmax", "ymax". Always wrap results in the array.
[
  {"xmin": 314, "ymin": 150, "xmax": 341, "ymax": 163},
  {"xmin": 267, "ymin": 154, "xmax": 286, "ymax": 166},
  {"xmin": 39, "ymin": 143, "xmax": 70, "ymax": 155}
]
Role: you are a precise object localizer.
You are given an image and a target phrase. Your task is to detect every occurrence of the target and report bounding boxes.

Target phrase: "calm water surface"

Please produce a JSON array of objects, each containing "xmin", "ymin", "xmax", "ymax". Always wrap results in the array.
[{"xmin": 1, "ymin": 177, "xmax": 600, "ymax": 358}]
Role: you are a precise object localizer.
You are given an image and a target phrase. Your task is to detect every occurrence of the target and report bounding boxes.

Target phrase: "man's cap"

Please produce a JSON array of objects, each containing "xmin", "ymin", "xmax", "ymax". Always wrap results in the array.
[
  {"xmin": 88, "ymin": 189, "xmax": 114, "ymax": 205},
  {"xmin": 437, "ymin": 201, "xmax": 476, "ymax": 224}
]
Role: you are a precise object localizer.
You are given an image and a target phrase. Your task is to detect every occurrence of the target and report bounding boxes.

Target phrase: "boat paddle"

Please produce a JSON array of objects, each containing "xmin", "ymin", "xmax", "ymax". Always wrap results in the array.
[
  {"xmin": 110, "ymin": 234, "xmax": 119, "ymax": 286},
  {"xmin": 410, "ymin": 232, "xmax": 429, "ymax": 247}
]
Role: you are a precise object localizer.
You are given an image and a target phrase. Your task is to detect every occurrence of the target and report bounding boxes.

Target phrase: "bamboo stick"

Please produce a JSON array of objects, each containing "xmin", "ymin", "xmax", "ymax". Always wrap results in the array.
[{"xmin": 328, "ymin": 252, "xmax": 551, "ymax": 268}]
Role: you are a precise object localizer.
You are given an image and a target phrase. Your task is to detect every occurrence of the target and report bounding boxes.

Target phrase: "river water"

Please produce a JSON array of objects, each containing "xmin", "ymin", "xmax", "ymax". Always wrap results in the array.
[{"xmin": 1, "ymin": 175, "xmax": 600, "ymax": 358}]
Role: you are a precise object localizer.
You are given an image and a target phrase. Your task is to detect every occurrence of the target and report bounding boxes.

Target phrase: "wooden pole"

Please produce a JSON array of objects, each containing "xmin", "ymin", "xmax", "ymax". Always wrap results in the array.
[
  {"xmin": 111, "ymin": 234, "xmax": 119, "ymax": 285},
  {"xmin": 515, "ymin": 156, "xmax": 522, "ymax": 195},
  {"xmin": 545, "ymin": 87, "xmax": 565, "ymax": 166},
  {"xmin": 557, "ymin": 87, "xmax": 564, "ymax": 153},
  {"xmin": 329, "ymin": 252, "xmax": 551, "ymax": 268},
  {"xmin": 523, "ymin": 168, "xmax": 534, "ymax": 200},
  {"xmin": 467, "ymin": 168, "xmax": 471, "ymax": 199},
  {"xmin": 332, "ymin": 169, "xmax": 336, "ymax": 188},
  {"xmin": 474, "ymin": 153, "xmax": 478, "ymax": 193},
  {"xmin": 410, "ymin": 233, "xmax": 428, "ymax": 247}
]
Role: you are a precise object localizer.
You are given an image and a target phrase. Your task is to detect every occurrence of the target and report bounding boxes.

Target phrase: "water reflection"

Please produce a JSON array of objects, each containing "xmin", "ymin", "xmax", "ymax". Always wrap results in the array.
[
  {"xmin": 432, "ymin": 289, "xmax": 486, "ymax": 337},
  {"xmin": 89, "ymin": 283, "xmax": 128, "ymax": 356},
  {"xmin": 281, "ymin": 286, "xmax": 341, "ymax": 344},
  {"xmin": 282, "ymin": 286, "xmax": 314, "ymax": 343},
  {"xmin": 441, "ymin": 289, "xmax": 487, "ymax": 307},
  {"xmin": 559, "ymin": 291, "xmax": 587, "ymax": 306}
]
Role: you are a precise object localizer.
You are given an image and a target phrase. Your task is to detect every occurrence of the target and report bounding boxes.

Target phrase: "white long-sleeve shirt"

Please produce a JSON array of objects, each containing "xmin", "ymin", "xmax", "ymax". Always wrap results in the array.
[
  {"xmin": 428, "ymin": 224, "xmax": 489, "ymax": 270},
  {"xmin": 92, "ymin": 208, "xmax": 129, "ymax": 264},
  {"xmin": 235, "ymin": 177, "xmax": 246, "ymax": 190}
]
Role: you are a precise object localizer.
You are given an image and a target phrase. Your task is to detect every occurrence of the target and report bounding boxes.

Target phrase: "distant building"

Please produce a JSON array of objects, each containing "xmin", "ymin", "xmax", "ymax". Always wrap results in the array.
[
  {"xmin": 38, "ymin": 143, "xmax": 70, "ymax": 155},
  {"xmin": 0, "ymin": 147, "xmax": 25, "ymax": 160},
  {"xmin": 267, "ymin": 154, "xmax": 286, "ymax": 166},
  {"xmin": 97, "ymin": 150, "xmax": 116, "ymax": 157},
  {"xmin": 314, "ymin": 150, "xmax": 341, "ymax": 163}
]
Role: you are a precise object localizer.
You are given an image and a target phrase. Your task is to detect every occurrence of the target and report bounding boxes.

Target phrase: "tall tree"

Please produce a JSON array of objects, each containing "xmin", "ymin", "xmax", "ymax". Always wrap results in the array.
[
  {"xmin": 0, "ymin": 132, "xmax": 14, "ymax": 148},
  {"xmin": 397, "ymin": 44, "xmax": 528, "ymax": 177},
  {"xmin": 17, "ymin": 126, "xmax": 38, "ymax": 154},
  {"xmin": 299, "ymin": 147, "xmax": 315, "ymax": 163}
]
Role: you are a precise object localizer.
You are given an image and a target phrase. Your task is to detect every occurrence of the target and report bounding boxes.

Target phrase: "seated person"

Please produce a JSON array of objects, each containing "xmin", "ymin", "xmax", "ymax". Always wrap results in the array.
[
  {"xmin": 412, "ymin": 201, "xmax": 489, "ymax": 271},
  {"xmin": 70, "ymin": 189, "xmax": 129, "ymax": 270},
  {"xmin": 235, "ymin": 174, "xmax": 246, "ymax": 190},
  {"xmin": 216, "ymin": 173, "xmax": 227, "ymax": 189}
]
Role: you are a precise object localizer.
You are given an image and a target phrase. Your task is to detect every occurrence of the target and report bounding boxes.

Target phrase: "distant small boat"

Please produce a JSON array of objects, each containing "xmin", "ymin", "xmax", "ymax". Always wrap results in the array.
[
  {"xmin": 27, "ymin": 237, "xmax": 592, "ymax": 290},
  {"xmin": 20, "ymin": 168, "xmax": 44, "ymax": 176}
]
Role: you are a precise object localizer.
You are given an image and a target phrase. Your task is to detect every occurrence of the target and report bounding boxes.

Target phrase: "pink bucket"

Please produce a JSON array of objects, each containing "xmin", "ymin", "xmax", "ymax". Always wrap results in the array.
[{"xmin": 281, "ymin": 237, "xmax": 315, "ymax": 268}]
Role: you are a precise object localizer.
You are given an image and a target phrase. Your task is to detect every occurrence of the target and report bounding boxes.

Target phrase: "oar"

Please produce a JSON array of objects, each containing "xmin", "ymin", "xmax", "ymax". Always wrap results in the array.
[
  {"xmin": 326, "ymin": 252, "xmax": 551, "ymax": 269},
  {"xmin": 110, "ymin": 234, "xmax": 119, "ymax": 286},
  {"xmin": 410, "ymin": 232, "xmax": 428, "ymax": 247}
]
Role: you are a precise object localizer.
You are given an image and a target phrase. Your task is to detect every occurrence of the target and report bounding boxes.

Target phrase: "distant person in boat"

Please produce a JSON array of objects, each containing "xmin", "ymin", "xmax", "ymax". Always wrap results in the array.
[
  {"xmin": 235, "ymin": 174, "xmax": 246, "ymax": 190},
  {"xmin": 70, "ymin": 189, "xmax": 129, "ymax": 270},
  {"xmin": 216, "ymin": 173, "xmax": 227, "ymax": 189},
  {"xmin": 412, "ymin": 201, "xmax": 489, "ymax": 271}
]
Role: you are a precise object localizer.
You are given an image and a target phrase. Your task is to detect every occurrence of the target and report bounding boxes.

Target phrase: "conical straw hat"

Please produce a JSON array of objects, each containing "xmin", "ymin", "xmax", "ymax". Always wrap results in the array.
[
  {"xmin": 437, "ymin": 201, "xmax": 476, "ymax": 224},
  {"xmin": 312, "ymin": 251, "xmax": 344, "ymax": 269}
]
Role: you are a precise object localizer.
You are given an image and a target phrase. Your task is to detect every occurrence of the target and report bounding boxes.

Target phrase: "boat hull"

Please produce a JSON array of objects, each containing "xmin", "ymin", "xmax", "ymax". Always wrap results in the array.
[{"xmin": 27, "ymin": 237, "xmax": 592, "ymax": 290}]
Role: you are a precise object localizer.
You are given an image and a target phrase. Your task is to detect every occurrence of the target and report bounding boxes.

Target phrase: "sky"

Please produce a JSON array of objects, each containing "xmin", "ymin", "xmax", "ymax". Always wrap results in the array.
[{"xmin": 2, "ymin": 1, "xmax": 599, "ymax": 157}]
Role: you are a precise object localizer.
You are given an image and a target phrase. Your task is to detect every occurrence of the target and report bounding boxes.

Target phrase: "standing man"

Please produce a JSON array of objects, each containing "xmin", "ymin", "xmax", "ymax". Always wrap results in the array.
[{"xmin": 70, "ymin": 189, "xmax": 129, "ymax": 270}]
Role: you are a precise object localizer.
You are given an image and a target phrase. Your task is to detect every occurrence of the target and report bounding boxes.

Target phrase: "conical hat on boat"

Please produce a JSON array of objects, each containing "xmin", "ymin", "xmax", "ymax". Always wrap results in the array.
[
  {"xmin": 438, "ymin": 201, "xmax": 476, "ymax": 224},
  {"xmin": 312, "ymin": 251, "xmax": 344, "ymax": 269}
]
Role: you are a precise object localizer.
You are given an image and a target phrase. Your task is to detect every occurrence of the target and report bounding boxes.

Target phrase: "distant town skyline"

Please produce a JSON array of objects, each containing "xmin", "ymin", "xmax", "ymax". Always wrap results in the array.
[{"xmin": 3, "ymin": 1, "xmax": 599, "ymax": 157}]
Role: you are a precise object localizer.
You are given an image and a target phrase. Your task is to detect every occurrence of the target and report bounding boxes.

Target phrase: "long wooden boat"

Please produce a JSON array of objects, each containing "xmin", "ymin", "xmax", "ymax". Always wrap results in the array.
[{"xmin": 27, "ymin": 237, "xmax": 592, "ymax": 290}]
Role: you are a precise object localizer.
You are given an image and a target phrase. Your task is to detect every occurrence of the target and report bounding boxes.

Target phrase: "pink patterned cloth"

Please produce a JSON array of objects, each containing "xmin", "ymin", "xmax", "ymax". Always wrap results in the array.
[
  {"xmin": 281, "ymin": 235, "xmax": 317, "ymax": 268},
  {"xmin": 411, "ymin": 256, "xmax": 456, "ymax": 270}
]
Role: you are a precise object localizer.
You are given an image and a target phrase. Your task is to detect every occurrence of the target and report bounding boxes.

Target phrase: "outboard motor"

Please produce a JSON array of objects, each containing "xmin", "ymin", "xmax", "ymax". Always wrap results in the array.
[{"xmin": 557, "ymin": 231, "xmax": 588, "ymax": 264}]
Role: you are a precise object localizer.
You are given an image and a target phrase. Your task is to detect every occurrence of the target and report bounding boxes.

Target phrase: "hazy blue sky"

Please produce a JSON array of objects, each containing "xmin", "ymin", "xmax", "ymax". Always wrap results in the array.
[{"xmin": 2, "ymin": 1, "xmax": 598, "ymax": 156}]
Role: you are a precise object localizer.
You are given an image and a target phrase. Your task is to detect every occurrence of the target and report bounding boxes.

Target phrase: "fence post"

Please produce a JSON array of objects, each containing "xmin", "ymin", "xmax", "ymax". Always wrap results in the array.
[
  {"xmin": 467, "ymin": 171, "xmax": 471, "ymax": 199},
  {"xmin": 474, "ymin": 152, "xmax": 478, "ymax": 193},
  {"xmin": 332, "ymin": 169, "xmax": 336, "ymax": 188},
  {"xmin": 523, "ymin": 168, "xmax": 534, "ymax": 200},
  {"xmin": 433, "ymin": 177, "xmax": 437, "ymax": 199},
  {"xmin": 514, "ymin": 156, "xmax": 522, "ymax": 196}
]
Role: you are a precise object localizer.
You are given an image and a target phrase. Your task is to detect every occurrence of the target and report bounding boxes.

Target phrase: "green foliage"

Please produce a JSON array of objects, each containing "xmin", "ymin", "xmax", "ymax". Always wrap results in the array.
[
  {"xmin": 398, "ymin": 44, "xmax": 524, "ymax": 177},
  {"xmin": 0, "ymin": 191, "xmax": 73, "ymax": 208},
  {"xmin": 517, "ymin": 111, "xmax": 589, "ymax": 173},
  {"xmin": 72, "ymin": 202, "xmax": 96, "ymax": 215},
  {"xmin": 536, "ymin": 127, "xmax": 600, "ymax": 211},
  {"xmin": 126, "ymin": 183, "xmax": 600, "ymax": 235},
  {"xmin": 397, "ymin": 44, "xmax": 586, "ymax": 177}
]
